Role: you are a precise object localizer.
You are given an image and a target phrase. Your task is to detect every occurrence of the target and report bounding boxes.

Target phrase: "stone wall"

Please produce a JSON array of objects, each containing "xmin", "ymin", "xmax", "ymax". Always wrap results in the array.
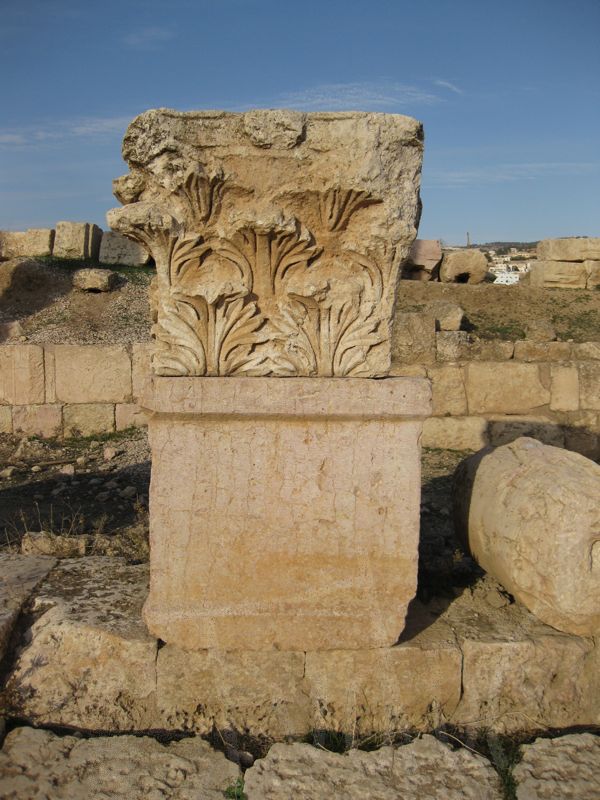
[{"xmin": 0, "ymin": 340, "xmax": 598, "ymax": 457}]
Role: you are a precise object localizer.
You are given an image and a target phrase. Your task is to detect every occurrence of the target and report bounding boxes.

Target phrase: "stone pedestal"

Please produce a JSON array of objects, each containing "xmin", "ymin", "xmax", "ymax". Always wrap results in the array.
[{"xmin": 142, "ymin": 376, "xmax": 430, "ymax": 651}]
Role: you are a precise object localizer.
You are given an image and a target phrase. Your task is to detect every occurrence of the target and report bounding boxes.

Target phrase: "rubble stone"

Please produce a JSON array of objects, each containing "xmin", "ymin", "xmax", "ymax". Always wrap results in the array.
[
  {"xmin": 454, "ymin": 437, "xmax": 600, "ymax": 636},
  {"xmin": 0, "ymin": 727, "xmax": 240, "ymax": 800},
  {"xmin": 72, "ymin": 267, "xmax": 117, "ymax": 292},
  {"xmin": 440, "ymin": 249, "xmax": 488, "ymax": 284},
  {"xmin": 21, "ymin": 532, "xmax": 86, "ymax": 558},
  {"xmin": 99, "ymin": 230, "xmax": 150, "ymax": 265},
  {"xmin": 430, "ymin": 301, "xmax": 465, "ymax": 331},
  {"xmin": 514, "ymin": 733, "xmax": 600, "ymax": 800},
  {"xmin": 401, "ymin": 238, "xmax": 442, "ymax": 281},
  {"xmin": 243, "ymin": 736, "xmax": 503, "ymax": 799}
]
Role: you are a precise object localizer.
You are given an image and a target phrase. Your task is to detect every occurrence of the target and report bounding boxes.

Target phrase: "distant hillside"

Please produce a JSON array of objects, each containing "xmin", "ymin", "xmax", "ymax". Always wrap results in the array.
[{"xmin": 475, "ymin": 241, "xmax": 539, "ymax": 250}]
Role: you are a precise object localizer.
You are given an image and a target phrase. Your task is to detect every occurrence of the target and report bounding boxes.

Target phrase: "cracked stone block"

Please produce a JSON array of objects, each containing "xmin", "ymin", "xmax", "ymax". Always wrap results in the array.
[
  {"xmin": 108, "ymin": 108, "xmax": 423, "ymax": 378},
  {"xmin": 53, "ymin": 221, "xmax": 103, "ymax": 260},
  {"xmin": 0, "ymin": 727, "xmax": 240, "ymax": 800}
]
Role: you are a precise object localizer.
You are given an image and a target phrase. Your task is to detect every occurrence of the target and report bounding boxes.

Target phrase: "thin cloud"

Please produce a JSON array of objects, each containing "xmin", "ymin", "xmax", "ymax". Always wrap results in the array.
[
  {"xmin": 425, "ymin": 161, "xmax": 600, "ymax": 187},
  {"xmin": 0, "ymin": 116, "xmax": 132, "ymax": 148},
  {"xmin": 122, "ymin": 26, "xmax": 175, "ymax": 50},
  {"xmin": 270, "ymin": 81, "xmax": 441, "ymax": 111},
  {"xmin": 433, "ymin": 79, "xmax": 464, "ymax": 95}
]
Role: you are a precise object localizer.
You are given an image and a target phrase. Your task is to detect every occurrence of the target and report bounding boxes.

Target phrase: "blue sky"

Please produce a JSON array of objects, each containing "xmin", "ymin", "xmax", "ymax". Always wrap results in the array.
[{"xmin": 1, "ymin": 0, "xmax": 599, "ymax": 244}]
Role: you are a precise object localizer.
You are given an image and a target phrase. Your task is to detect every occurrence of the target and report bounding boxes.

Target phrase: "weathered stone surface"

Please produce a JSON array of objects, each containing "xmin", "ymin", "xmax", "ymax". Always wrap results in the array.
[
  {"xmin": 486, "ymin": 416, "xmax": 565, "ymax": 448},
  {"xmin": 573, "ymin": 341, "xmax": 600, "ymax": 360},
  {"xmin": 537, "ymin": 236, "xmax": 600, "ymax": 261},
  {"xmin": 157, "ymin": 646, "xmax": 310, "ymax": 738},
  {"xmin": 131, "ymin": 341, "xmax": 153, "ymax": 401},
  {"xmin": 12, "ymin": 404, "xmax": 62, "ymax": 438},
  {"xmin": 143, "ymin": 376, "xmax": 429, "ymax": 651},
  {"xmin": 391, "ymin": 311, "xmax": 436, "ymax": 364},
  {"xmin": 244, "ymin": 736, "xmax": 503, "ymax": 799},
  {"xmin": 471, "ymin": 339, "xmax": 515, "ymax": 361},
  {"xmin": 422, "ymin": 416, "xmax": 488, "ymax": 451},
  {"xmin": 21, "ymin": 531, "xmax": 86, "ymax": 558},
  {"xmin": 2, "ymin": 558, "xmax": 158, "ymax": 730},
  {"xmin": 466, "ymin": 362, "xmax": 550, "ymax": 413},
  {"xmin": 72, "ymin": 267, "xmax": 117, "ymax": 292},
  {"xmin": 435, "ymin": 330, "xmax": 471, "ymax": 362},
  {"xmin": 108, "ymin": 109, "xmax": 423, "ymax": 377},
  {"xmin": 99, "ymin": 230, "xmax": 150, "ymax": 265},
  {"xmin": 0, "ymin": 727, "xmax": 240, "ymax": 800},
  {"xmin": 115, "ymin": 402, "xmax": 148, "ymax": 430},
  {"xmin": 53, "ymin": 221, "xmax": 102, "ymax": 260},
  {"xmin": 550, "ymin": 365, "xmax": 579, "ymax": 411},
  {"xmin": 0, "ymin": 554, "xmax": 56, "ymax": 662},
  {"xmin": 53, "ymin": 344, "xmax": 131, "ymax": 403},
  {"xmin": 430, "ymin": 301, "xmax": 465, "ymax": 331},
  {"xmin": 0, "ymin": 228, "xmax": 55, "ymax": 259},
  {"xmin": 62, "ymin": 403, "xmax": 115, "ymax": 436},
  {"xmin": 454, "ymin": 437, "xmax": 600, "ymax": 636},
  {"xmin": 513, "ymin": 340, "xmax": 572, "ymax": 362},
  {"xmin": 0, "ymin": 345, "xmax": 45, "ymax": 405},
  {"xmin": 579, "ymin": 362, "xmax": 600, "ymax": 410},
  {"xmin": 401, "ymin": 238, "xmax": 442, "ymax": 280},
  {"xmin": 529, "ymin": 260, "xmax": 588, "ymax": 288},
  {"xmin": 514, "ymin": 734, "xmax": 600, "ymax": 800},
  {"xmin": 428, "ymin": 365, "xmax": 467, "ymax": 415},
  {"xmin": 0, "ymin": 405, "xmax": 12, "ymax": 433},
  {"xmin": 525, "ymin": 318, "xmax": 556, "ymax": 342},
  {"xmin": 440, "ymin": 249, "xmax": 488, "ymax": 284}
]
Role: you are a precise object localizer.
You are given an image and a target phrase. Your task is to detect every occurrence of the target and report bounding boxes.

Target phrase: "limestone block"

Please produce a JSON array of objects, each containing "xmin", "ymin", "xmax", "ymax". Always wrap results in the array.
[
  {"xmin": 430, "ymin": 301, "xmax": 465, "ymax": 331},
  {"xmin": 0, "ymin": 345, "xmax": 45, "ymax": 405},
  {"xmin": 108, "ymin": 109, "xmax": 424, "ymax": 377},
  {"xmin": 586, "ymin": 259, "xmax": 600, "ymax": 288},
  {"xmin": 422, "ymin": 417, "xmax": 488, "ymax": 451},
  {"xmin": 435, "ymin": 330, "xmax": 471, "ymax": 362},
  {"xmin": 2, "ymin": 558, "xmax": 158, "ymax": 731},
  {"xmin": 12, "ymin": 404, "xmax": 62, "ymax": 438},
  {"xmin": 72, "ymin": 267, "xmax": 117, "ymax": 292},
  {"xmin": 0, "ymin": 405, "xmax": 12, "ymax": 433},
  {"xmin": 115, "ymin": 402, "xmax": 148, "ymax": 430},
  {"xmin": 157, "ymin": 646, "xmax": 310, "ymax": 738},
  {"xmin": 244, "ymin": 737, "xmax": 503, "ymax": 800},
  {"xmin": 53, "ymin": 344, "xmax": 131, "ymax": 402},
  {"xmin": 470, "ymin": 339, "xmax": 515, "ymax": 361},
  {"xmin": 53, "ymin": 221, "xmax": 103, "ymax": 260},
  {"xmin": 401, "ymin": 238, "xmax": 442, "ymax": 281},
  {"xmin": 143, "ymin": 376, "xmax": 430, "ymax": 651},
  {"xmin": 486, "ymin": 416, "xmax": 565, "ymax": 448},
  {"xmin": 529, "ymin": 260, "xmax": 588, "ymax": 288},
  {"xmin": 466, "ymin": 362, "xmax": 550, "ymax": 413},
  {"xmin": 514, "ymin": 340, "xmax": 572, "ymax": 361},
  {"xmin": 131, "ymin": 341, "xmax": 153, "ymax": 401},
  {"xmin": 537, "ymin": 236, "xmax": 600, "ymax": 261},
  {"xmin": 391, "ymin": 311, "xmax": 436, "ymax": 365},
  {"xmin": 388, "ymin": 364, "xmax": 428, "ymax": 377},
  {"xmin": 454, "ymin": 437, "xmax": 600, "ymax": 636},
  {"xmin": 525, "ymin": 318, "xmax": 557, "ymax": 342},
  {"xmin": 428, "ymin": 365, "xmax": 467, "ymax": 415},
  {"xmin": 573, "ymin": 341, "xmax": 600, "ymax": 360},
  {"xmin": 0, "ymin": 554, "xmax": 56, "ymax": 662},
  {"xmin": 0, "ymin": 727, "xmax": 240, "ymax": 800},
  {"xmin": 63, "ymin": 403, "xmax": 114, "ymax": 437},
  {"xmin": 439, "ymin": 249, "xmax": 488, "ymax": 284},
  {"xmin": 514, "ymin": 734, "xmax": 600, "ymax": 800},
  {"xmin": 550, "ymin": 365, "xmax": 579, "ymax": 411},
  {"xmin": 99, "ymin": 230, "xmax": 150, "ymax": 265},
  {"xmin": 579, "ymin": 362, "xmax": 600, "ymax": 410},
  {"xmin": 0, "ymin": 228, "xmax": 55, "ymax": 259}
]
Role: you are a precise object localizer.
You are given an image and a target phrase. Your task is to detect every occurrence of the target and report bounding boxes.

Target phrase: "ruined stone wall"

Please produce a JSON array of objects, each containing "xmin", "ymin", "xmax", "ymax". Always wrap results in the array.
[{"xmin": 0, "ymin": 339, "xmax": 598, "ymax": 457}]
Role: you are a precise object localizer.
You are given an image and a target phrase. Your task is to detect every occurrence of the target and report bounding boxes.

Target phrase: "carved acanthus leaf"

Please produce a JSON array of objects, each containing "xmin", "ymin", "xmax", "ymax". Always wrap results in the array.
[
  {"xmin": 176, "ymin": 168, "xmax": 225, "ymax": 227},
  {"xmin": 319, "ymin": 188, "xmax": 381, "ymax": 232}
]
